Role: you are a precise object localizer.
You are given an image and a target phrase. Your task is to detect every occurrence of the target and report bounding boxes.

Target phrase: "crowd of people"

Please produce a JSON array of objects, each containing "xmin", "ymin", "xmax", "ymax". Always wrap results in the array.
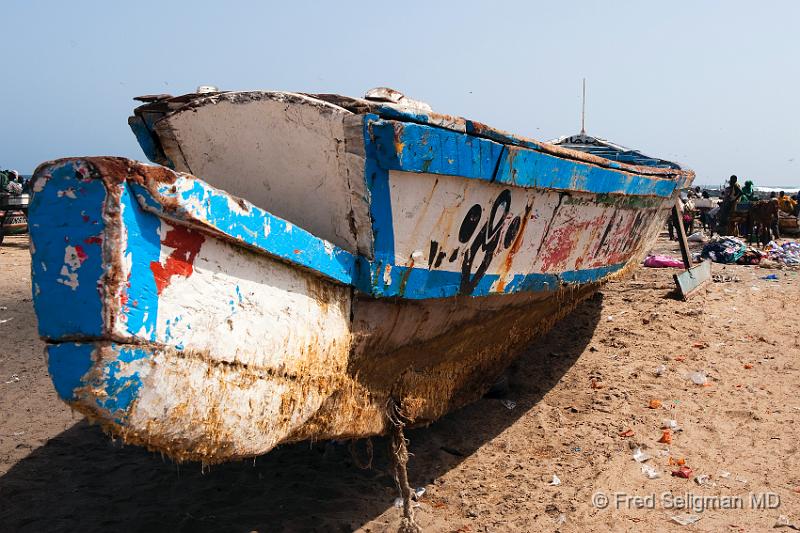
[{"xmin": 668, "ymin": 176, "xmax": 800, "ymax": 243}]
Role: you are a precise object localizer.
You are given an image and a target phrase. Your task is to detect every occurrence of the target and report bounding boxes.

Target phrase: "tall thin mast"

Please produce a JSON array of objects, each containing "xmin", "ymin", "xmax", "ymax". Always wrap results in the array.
[{"xmin": 580, "ymin": 78, "xmax": 586, "ymax": 135}]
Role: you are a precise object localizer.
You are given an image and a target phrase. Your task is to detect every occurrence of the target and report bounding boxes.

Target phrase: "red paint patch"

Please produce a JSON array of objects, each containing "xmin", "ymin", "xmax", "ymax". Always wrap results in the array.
[
  {"xmin": 84, "ymin": 235, "xmax": 103, "ymax": 245},
  {"xmin": 73, "ymin": 245, "xmax": 88, "ymax": 264},
  {"xmin": 82, "ymin": 214, "xmax": 91, "ymax": 223},
  {"xmin": 149, "ymin": 225, "xmax": 205, "ymax": 295}
]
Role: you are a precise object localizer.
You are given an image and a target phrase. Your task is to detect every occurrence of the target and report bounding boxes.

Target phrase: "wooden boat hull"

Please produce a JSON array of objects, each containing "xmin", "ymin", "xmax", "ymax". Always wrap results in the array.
[{"xmin": 30, "ymin": 93, "xmax": 692, "ymax": 462}]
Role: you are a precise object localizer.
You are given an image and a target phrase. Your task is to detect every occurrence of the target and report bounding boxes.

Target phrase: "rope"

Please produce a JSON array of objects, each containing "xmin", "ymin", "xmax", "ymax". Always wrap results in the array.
[{"xmin": 387, "ymin": 400, "xmax": 422, "ymax": 533}]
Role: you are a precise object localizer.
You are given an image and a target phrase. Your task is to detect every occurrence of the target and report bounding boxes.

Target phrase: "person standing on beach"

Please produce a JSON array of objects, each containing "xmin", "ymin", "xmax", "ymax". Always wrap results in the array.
[{"xmin": 719, "ymin": 175, "xmax": 743, "ymax": 233}]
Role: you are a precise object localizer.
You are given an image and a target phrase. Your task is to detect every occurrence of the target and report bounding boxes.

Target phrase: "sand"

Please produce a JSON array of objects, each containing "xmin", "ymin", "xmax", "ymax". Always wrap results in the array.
[{"xmin": 1, "ymin": 232, "xmax": 799, "ymax": 532}]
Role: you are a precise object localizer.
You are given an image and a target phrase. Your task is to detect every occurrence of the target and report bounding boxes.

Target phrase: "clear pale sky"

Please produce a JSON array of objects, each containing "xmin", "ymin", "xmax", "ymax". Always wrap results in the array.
[{"xmin": 2, "ymin": 0, "xmax": 798, "ymax": 186}]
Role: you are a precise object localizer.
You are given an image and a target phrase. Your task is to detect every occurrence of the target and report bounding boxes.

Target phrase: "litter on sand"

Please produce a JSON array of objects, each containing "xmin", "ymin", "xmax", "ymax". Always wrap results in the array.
[
  {"xmin": 632, "ymin": 447, "xmax": 652, "ymax": 463},
  {"xmin": 774, "ymin": 515, "xmax": 800, "ymax": 530},
  {"xmin": 641, "ymin": 464, "xmax": 660, "ymax": 479},
  {"xmin": 670, "ymin": 514, "xmax": 701, "ymax": 526},
  {"xmin": 500, "ymin": 399, "xmax": 516, "ymax": 410},
  {"xmin": 672, "ymin": 466, "xmax": 693, "ymax": 478},
  {"xmin": 643, "ymin": 254, "xmax": 685, "ymax": 268},
  {"xmin": 549, "ymin": 474, "xmax": 561, "ymax": 486},
  {"xmin": 688, "ymin": 371, "xmax": 708, "ymax": 385}
]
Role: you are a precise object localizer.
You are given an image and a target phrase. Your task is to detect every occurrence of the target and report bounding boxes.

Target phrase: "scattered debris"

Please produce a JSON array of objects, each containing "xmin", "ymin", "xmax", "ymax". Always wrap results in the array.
[
  {"xmin": 643, "ymin": 254, "xmax": 685, "ymax": 268},
  {"xmin": 662, "ymin": 419, "xmax": 679, "ymax": 430},
  {"xmin": 4, "ymin": 374, "xmax": 19, "ymax": 384},
  {"xmin": 632, "ymin": 447, "xmax": 652, "ymax": 463},
  {"xmin": 658, "ymin": 430, "xmax": 672, "ymax": 444},
  {"xmin": 654, "ymin": 364, "xmax": 667, "ymax": 377},
  {"xmin": 694, "ymin": 474, "xmax": 710, "ymax": 485},
  {"xmin": 0, "ymin": 318, "xmax": 14, "ymax": 325},
  {"xmin": 618, "ymin": 428, "xmax": 635, "ymax": 438},
  {"xmin": 671, "ymin": 466, "xmax": 693, "ymax": 479},
  {"xmin": 393, "ymin": 487, "xmax": 426, "ymax": 509},
  {"xmin": 688, "ymin": 371, "xmax": 708, "ymax": 386},
  {"xmin": 774, "ymin": 515, "xmax": 800, "ymax": 530},
  {"xmin": 549, "ymin": 474, "xmax": 561, "ymax": 486},
  {"xmin": 669, "ymin": 457, "xmax": 686, "ymax": 466},
  {"xmin": 648, "ymin": 399, "xmax": 663, "ymax": 409},
  {"xmin": 641, "ymin": 464, "xmax": 660, "ymax": 479},
  {"xmin": 719, "ymin": 470, "xmax": 731, "ymax": 479},
  {"xmin": 500, "ymin": 399, "xmax": 516, "ymax": 410},
  {"xmin": 744, "ymin": 363, "xmax": 754, "ymax": 369},
  {"xmin": 670, "ymin": 514, "xmax": 701, "ymax": 526}
]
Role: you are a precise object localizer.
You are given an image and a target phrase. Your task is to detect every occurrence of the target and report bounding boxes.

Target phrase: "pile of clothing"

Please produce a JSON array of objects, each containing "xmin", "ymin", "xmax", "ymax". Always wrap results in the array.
[
  {"xmin": 700, "ymin": 236, "xmax": 749, "ymax": 264},
  {"xmin": 765, "ymin": 241, "xmax": 800, "ymax": 266}
]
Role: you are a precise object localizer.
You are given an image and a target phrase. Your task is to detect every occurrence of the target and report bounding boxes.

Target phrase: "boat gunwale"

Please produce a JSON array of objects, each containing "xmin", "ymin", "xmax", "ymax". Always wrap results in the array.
[{"xmin": 132, "ymin": 90, "xmax": 693, "ymax": 183}]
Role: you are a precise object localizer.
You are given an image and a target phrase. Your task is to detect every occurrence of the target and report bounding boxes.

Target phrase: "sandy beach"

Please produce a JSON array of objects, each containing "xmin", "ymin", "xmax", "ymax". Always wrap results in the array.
[{"xmin": 1, "ymin": 232, "xmax": 799, "ymax": 532}]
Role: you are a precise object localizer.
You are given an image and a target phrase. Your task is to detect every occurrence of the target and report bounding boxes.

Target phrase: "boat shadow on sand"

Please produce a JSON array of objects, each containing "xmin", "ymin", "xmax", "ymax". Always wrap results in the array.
[{"xmin": 0, "ymin": 293, "xmax": 603, "ymax": 532}]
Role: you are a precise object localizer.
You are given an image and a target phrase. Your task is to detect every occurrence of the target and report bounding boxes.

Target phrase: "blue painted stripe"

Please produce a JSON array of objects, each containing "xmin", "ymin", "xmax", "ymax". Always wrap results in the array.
[
  {"xmin": 47, "ymin": 342, "xmax": 148, "ymax": 417},
  {"xmin": 129, "ymin": 179, "xmax": 358, "ymax": 286},
  {"xmin": 47, "ymin": 342, "xmax": 95, "ymax": 402},
  {"xmin": 362, "ymin": 260, "xmax": 626, "ymax": 299},
  {"xmin": 364, "ymin": 113, "xmax": 396, "ymax": 263},
  {"xmin": 366, "ymin": 104, "xmax": 688, "ymax": 181},
  {"xmin": 369, "ymin": 119, "xmax": 678, "ymax": 198},
  {"xmin": 119, "ymin": 183, "xmax": 161, "ymax": 341}
]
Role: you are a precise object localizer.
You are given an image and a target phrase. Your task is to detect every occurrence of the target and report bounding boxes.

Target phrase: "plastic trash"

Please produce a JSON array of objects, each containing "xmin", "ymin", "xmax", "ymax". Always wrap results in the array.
[
  {"xmin": 618, "ymin": 428, "xmax": 635, "ymax": 438},
  {"xmin": 774, "ymin": 515, "xmax": 799, "ymax": 529},
  {"xmin": 719, "ymin": 470, "xmax": 731, "ymax": 479},
  {"xmin": 4, "ymin": 374, "xmax": 19, "ymax": 384},
  {"xmin": 393, "ymin": 487, "xmax": 426, "ymax": 508},
  {"xmin": 643, "ymin": 254, "xmax": 685, "ymax": 268},
  {"xmin": 641, "ymin": 464, "xmax": 660, "ymax": 479},
  {"xmin": 658, "ymin": 430, "xmax": 672, "ymax": 444},
  {"xmin": 654, "ymin": 365, "xmax": 667, "ymax": 377},
  {"xmin": 744, "ymin": 363, "xmax": 754, "ymax": 369},
  {"xmin": 662, "ymin": 419, "xmax": 679, "ymax": 430},
  {"xmin": 761, "ymin": 274, "xmax": 779, "ymax": 281},
  {"xmin": 670, "ymin": 514, "xmax": 701, "ymax": 526},
  {"xmin": 688, "ymin": 371, "xmax": 707, "ymax": 385},
  {"xmin": 687, "ymin": 231, "xmax": 706, "ymax": 243},
  {"xmin": 500, "ymin": 399, "xmax": 516, "ymax": 410},
  {"xmin": 669, "ymin": 457, "xmax": 686, "ymax": 466},
  {"xmin": 606, "ymin": 315, "xmax": 614, "ymax": 322},
  {"xmin": 649, "ymin": 399, "xmax": 663, "ymax": 409},
  {"xmin": 694, "ymin": 474, "xmax": 710, "ymax": 485},
  {"xmin": 549, "ymin": 474, "xmax": 561, "ymax": 486},
  {"xmin": 632, "ymin": 447, "xmax": 652, "ymax": 463},
  {"xmin": 672, "ymin": 466, "xmax": 693, "ymax": 479}
]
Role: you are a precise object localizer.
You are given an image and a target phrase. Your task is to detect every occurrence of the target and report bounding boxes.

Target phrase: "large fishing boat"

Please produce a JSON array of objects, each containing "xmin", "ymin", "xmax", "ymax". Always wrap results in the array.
[{"xmin": 29, "ymin": 88, "xmax": 692, "ymax": 463}]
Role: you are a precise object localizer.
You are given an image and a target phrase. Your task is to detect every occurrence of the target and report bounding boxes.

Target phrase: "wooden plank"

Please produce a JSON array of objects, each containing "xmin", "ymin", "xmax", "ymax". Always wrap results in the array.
[{"xmin": 674, "ymin": 260, "xmax": 712, "ymax": 300}]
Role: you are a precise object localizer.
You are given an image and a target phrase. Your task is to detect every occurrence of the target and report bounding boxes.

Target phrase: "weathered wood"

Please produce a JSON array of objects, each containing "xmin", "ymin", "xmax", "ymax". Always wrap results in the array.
[
  {"xmin": 674, "ymin": 260, "xmax": 712, "ymax": 301},
  {"xmin": 28, "ymin": 90, "xmax": 694, "ymax": 463}
]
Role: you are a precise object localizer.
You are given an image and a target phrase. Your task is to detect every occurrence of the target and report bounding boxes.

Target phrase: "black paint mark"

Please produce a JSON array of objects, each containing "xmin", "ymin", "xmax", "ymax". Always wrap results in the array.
[
  {"xmin": 428, "ymin": 240, "xmax": 439, "ymax": 269},
  {"xmin": 435, "ymin": 250, "xmax": 447, "ymax": 268},
  {"xmin": 459, "ymin": 189, "xmax": 512, "ymax": 295},
  {"xmin": 459, "ymin": 204, "xmax": 483, "ymax": 243},
  {"xmin": 504, "ymin": 216, "xmax": 522, "ymax": 248},
  {"xmin": 448, "ymin": 248, "xmax": 459, "ymax": 262}
]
